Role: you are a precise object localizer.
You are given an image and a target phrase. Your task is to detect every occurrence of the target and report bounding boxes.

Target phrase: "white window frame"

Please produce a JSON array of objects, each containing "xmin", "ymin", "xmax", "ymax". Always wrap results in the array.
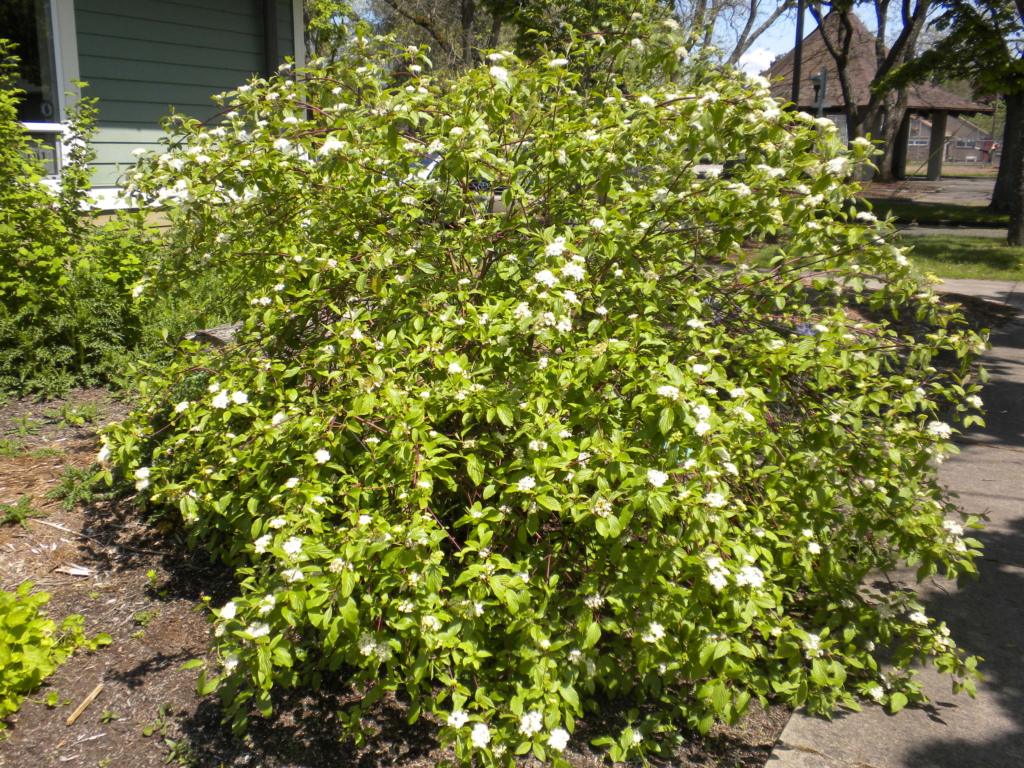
[
  {"xmin": 18, "ymin": 2, "xmax": 79, "ymax": 173},
  {"xmin": 51, "ymin": 0, "xmax": 81, "ymax": 120}
]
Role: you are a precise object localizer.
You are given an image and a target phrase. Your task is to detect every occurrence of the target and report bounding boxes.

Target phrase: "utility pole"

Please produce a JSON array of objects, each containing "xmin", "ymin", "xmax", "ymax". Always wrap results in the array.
[{"xmin": 791, "ymin": 0, "xmax": 805, "ymax": 107}]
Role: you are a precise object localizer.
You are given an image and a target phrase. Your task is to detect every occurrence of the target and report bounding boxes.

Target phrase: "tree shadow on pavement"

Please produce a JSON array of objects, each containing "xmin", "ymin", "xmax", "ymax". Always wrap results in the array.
[{"xmin": 905, "ymin": 318, "xmax": 1024, "ymax": 768}]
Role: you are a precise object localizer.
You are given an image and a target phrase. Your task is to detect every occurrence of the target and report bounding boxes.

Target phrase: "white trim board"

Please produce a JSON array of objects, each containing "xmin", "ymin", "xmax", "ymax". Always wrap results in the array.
[
  {"xmin": 52, "ymin": 0, "xmax": 80, "ymax": 119},
  {"xmin": 293, "ymin": 0, "xmax": 305, "ymax": 68}
]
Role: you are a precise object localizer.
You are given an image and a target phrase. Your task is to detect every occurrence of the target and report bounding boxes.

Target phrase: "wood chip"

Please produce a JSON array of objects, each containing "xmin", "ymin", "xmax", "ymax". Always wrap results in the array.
[
  {"xmin": 54, "ymin": 564, "xmax": 94, "ymax": 577},
  {"xmin": 73, "ymin": 732, "xmax": 105, "ymax": 744},
  {"xmin": 66, "ymin": 683, "xmax": 103, "ymax": 726}
]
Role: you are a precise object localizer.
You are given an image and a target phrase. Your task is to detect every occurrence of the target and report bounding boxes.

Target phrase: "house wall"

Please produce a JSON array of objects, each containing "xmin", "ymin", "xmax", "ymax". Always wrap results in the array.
[{"xmin": 74, "ymin": 0, "xmax": 295, "ymax": 187}]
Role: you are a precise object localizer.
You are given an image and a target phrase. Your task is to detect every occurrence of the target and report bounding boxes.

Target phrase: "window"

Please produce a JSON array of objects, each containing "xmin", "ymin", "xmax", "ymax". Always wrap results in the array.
[
  {"xmin": 955, "ymin": 138, "xmax": 977, "ymax": 149},
  {"xmin": 908, "ymin": 139, "xmax": 929, "ymax": 146},
  {"xmin": 2, "ymin": 0, "xmax": 63, "ymax": 175}
]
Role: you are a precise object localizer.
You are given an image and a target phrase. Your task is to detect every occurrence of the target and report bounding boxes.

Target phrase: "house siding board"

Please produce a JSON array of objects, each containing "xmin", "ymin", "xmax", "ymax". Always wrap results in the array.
[
  {"xmin": 89, "ymin": 126, "xmax": 166, "ymax": 187},
  {"xmin": 75, "ymin": 9, "xmax": 262, "ymax": 51},
  {"xmin": 76, "ymin": 0, "xmax": 295, "ymax": 190},
  {"xmin": 76, "ymin": 0, "xmax": 259, "ymax": 32},
  {"xmin": 277, "ymin": 0, "xmax": 295, "ymax": 58},
  {"xmin": 79, "ymin": 56, "xmax": 257, "ymax": 91}
]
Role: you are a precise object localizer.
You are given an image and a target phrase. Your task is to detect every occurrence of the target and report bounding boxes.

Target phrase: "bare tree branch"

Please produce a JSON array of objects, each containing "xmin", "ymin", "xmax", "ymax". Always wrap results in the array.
[
  {"xmin": 727, "ymin": 0, "xmax": 796, "ymax": 65},
  {"xmin": 379, "ymin": 0, "xmax": 457, "ymax": 55}
]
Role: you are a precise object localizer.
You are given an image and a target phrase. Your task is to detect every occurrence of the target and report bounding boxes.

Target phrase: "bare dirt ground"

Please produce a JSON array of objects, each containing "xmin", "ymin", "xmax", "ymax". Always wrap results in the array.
[{"xmin": 0, "ymin": 391, "xmax": 790, "ymax": 768}]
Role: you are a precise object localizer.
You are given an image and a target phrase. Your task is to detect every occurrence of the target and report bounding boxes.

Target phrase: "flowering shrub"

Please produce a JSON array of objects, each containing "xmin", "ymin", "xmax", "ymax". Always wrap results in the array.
[{"xmin": 103, "ymin": 20, "xmax": 986, "ymax": 764}]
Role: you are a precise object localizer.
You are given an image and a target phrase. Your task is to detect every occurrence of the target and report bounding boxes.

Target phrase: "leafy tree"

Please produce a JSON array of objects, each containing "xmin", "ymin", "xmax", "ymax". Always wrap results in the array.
[
  {"xmin": 106, "ymin": 21, "xmax": 983, "ymax": 764},
  {"xmin": 809, "ymin": 1, "xmax": 932, "ymax": 182},
  {"xmin": 304, "ymin": 0, "xmax": 354, "ymax": 63},
  {"xmin": 884, "ymin": 0, "xmax": 1024, "ymax": 243}
]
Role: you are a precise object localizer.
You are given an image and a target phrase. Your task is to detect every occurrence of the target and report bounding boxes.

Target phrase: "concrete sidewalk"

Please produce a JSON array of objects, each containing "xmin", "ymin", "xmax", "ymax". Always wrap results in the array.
[{"xmin": 768, "ymin": 278, "xmax": 1024, "ymax": 768}]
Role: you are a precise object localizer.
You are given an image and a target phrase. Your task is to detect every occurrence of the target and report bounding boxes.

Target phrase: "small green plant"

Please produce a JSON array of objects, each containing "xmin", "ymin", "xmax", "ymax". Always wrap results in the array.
[
  {"xmin": 133, "ymin": 609, "xmax": 158, "ymax": 627},
  {"xmin": 43, "ymin": 402, "xmax": 105, "ymax": 429},
  {"xmin": 142, "ymin": 705, "xmax": 197, "ymax": 767},
  {"xmin": 0, "ymin": 495, "xmax": 44, "ymax": 531},
  {"xmin": 130, "ymin": 629, "xmax": 144, "ymax": 639},
  {"xmin": 0, "ymin": 582, "xmax": 111, "ymax": 731},
  {"xmin": 164, "ymin": 735, "xmax": 198, "ymax": 767},
  {"xmin": 44, "ymin": 691, "xmax": 68, "ymax": 707},
  {"xmin": 0, "ymin": 438, "xmax": 26, "ymax": 457},
  {"xmin": 5, "ymin": 414, "xmax": 41, "ymax": 438},
  {"xmin": 89, "ymin": 592, "xmax": 101, "ymax": 599},
  {"xmin": 146, "ymin": 569, "xmax": 159, "ymax": 589},
  {"xmin": 30, "ymin": 446, "xmax": 65, "ymax": 459},
  {"xmin": 142, "ymin": 704, "xmax": 171, "ymax": 737},
  {"xmin": 43, "ymin": 464, "xmax": 97, "ymax": 511},
  {"xmin": 100, "ymin": 708, "xmax": 121, "ymax": 723}
]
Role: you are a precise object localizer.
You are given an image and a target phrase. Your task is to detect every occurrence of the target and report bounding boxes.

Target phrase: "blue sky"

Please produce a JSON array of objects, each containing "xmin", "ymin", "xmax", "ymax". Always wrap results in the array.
[{"xmin": 737, "ymin": 8, "xmax": 817, "ymax": 73}]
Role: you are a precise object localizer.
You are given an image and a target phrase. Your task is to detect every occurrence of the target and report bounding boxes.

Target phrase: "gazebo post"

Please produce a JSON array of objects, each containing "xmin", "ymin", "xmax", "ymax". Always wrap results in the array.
[
  {"xmin": 927, "ymin": 110, "xmax": 948, "ymax": 181},
  {"xmin": 893, "ymin": 112, "xmax": 911, "ymax": 181}
]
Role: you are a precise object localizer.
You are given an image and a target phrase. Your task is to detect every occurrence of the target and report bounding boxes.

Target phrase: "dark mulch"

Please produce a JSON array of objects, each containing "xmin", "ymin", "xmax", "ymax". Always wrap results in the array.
[{"xmin": 0, "ymin": 388, "xmax": 791, "ymax": 767}]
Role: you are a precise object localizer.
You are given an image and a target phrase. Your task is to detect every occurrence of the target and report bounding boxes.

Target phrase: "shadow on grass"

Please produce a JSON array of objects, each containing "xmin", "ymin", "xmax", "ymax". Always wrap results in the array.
[{"xmin": 864, "ymin": 199, "xmax": 1008, "ymax": 226}]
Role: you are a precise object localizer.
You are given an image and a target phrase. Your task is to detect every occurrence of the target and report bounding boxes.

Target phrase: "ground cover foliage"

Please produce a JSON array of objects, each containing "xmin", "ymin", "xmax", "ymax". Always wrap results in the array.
[
  {"xmin": 0, "ymin": 44, "xmax": 159, "ymax": 397},
  {"xmin": 0, "ymin": 582, "xmax": 110, "ymax": 732},
  {"xmin": 103, "ymin": 16, "xmax": 988, "ymax": 766}
]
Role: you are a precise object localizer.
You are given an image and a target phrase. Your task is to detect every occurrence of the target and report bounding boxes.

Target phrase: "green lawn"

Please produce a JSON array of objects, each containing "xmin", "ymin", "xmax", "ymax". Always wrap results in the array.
[
  {"xmin": 899, "ymin": 234, "xmax": 1024, "ymax": 281},
  {"xmin": 747, "ymin": 234, "xmax": 1024, "ymax": 282},
  {"xmin": 862, "ymin": 198, "xmax": 1008, "ymax": 226}
]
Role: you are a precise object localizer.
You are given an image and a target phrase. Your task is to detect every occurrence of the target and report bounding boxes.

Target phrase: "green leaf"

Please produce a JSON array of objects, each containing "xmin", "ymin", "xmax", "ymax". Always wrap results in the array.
[
  {"xmin": 496, "ymin": 405, "xmax": 514, "ymax": 427},
  {"xmin": 889, "ymin": 692, "xmax": 908, "ymax": 713},
  {"xmin": 658, "ymin": 407, "xmax": 674, "ymax": 434},
  {"xmin": 466, "ymin": 454, "xmax": 484, "ymax": 485}
]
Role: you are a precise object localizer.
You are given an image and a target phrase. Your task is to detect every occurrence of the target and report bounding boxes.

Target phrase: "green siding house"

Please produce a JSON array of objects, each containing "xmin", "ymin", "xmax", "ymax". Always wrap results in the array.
[{"xmin": 8, "ymin": 0, "xmax": 303, "ymax": 205}]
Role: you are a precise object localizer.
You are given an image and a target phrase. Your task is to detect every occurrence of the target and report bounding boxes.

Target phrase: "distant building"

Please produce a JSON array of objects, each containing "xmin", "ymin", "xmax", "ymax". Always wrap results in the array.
[
  {"xmin": 906, "ymin": 115, "xmax": 996, "ymax": 165},
  {"xmin": 761, "ymin": 12, "xmax": 994, "ymax": 179}
]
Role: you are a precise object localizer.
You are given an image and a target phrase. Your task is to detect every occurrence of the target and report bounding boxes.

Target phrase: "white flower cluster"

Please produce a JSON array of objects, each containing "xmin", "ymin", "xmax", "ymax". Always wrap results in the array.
[
  {"xmin": 735, "ymin": 565, "xmax": 765, "ymax": 588},
  {"xmin": 803, "ymin": 633, "xmax": 823, "ymax": 657},
  {"xmin": 641, "ymin": 622, "xmax": 665, "ymax": 643},
  {"xmin": 357, "ymin": 632, "xmax": 392, "ymax": 660},
  {"xmin": 593, "ymin": 499, "xmax": 613, "ymax": 518},
  {"xmin": 647, "ymin": 469, "xmax": 669, "ymax": 487},
  {"xmin": 706, "ymin": 556, "xmax": 729, "ymax": 591},
  {"xmin": 657, "ymin": 385, "xmax": 681, "ymax": 401},
  {"xmin": 544, "ymin": 236, "xmax": 567, "ymax": 257},
  {"xmin": 519, "ymin": 710, "xmax": 543, "ymax": 736}
]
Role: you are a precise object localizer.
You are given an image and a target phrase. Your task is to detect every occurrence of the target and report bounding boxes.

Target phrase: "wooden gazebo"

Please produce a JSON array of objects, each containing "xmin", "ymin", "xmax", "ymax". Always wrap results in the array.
[{"xmin": 762, "ymin": 13, "xmax": 993, "ymax": 180}]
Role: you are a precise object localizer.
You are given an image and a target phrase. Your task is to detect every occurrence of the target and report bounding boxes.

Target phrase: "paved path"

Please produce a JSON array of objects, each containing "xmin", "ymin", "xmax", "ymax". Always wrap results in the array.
[
  {"xmin": 899, "ymin": 226, "xmax": 1008, "ymax": 239},
  {"xmin": 865, "ymin": 177, "xmax": 998, "ymax": 207},
  {"xmin": 769, "ymin": 278, "xmax": 1024, "ymax": 768}
]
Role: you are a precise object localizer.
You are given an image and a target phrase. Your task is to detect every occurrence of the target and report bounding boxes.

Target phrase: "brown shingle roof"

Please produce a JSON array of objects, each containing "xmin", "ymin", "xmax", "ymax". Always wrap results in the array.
[{"xmin": 762, "ymin": 12, "xmax": 993, "ymax": 115}]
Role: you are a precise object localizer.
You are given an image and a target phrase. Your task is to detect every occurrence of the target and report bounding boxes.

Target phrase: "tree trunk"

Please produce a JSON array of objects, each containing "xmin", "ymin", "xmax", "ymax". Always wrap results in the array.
[
  {"xmin": 991, "ymin": 91, "xmax": 1024, "ymax": 214},
  {"xmin": 461, "ymin": 0, "xmax": 476, "ymax": 68},
  {"xmin": 487, "ymin": 13, "xmax": 502, "ymax": 49},
  {"xmin": 1006, "ymin": 92, "xmax": 1024, "ymax": 244},
  {"xmin": 874, "ymin": 91, "xmax": 909, "ymax": 182}
]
